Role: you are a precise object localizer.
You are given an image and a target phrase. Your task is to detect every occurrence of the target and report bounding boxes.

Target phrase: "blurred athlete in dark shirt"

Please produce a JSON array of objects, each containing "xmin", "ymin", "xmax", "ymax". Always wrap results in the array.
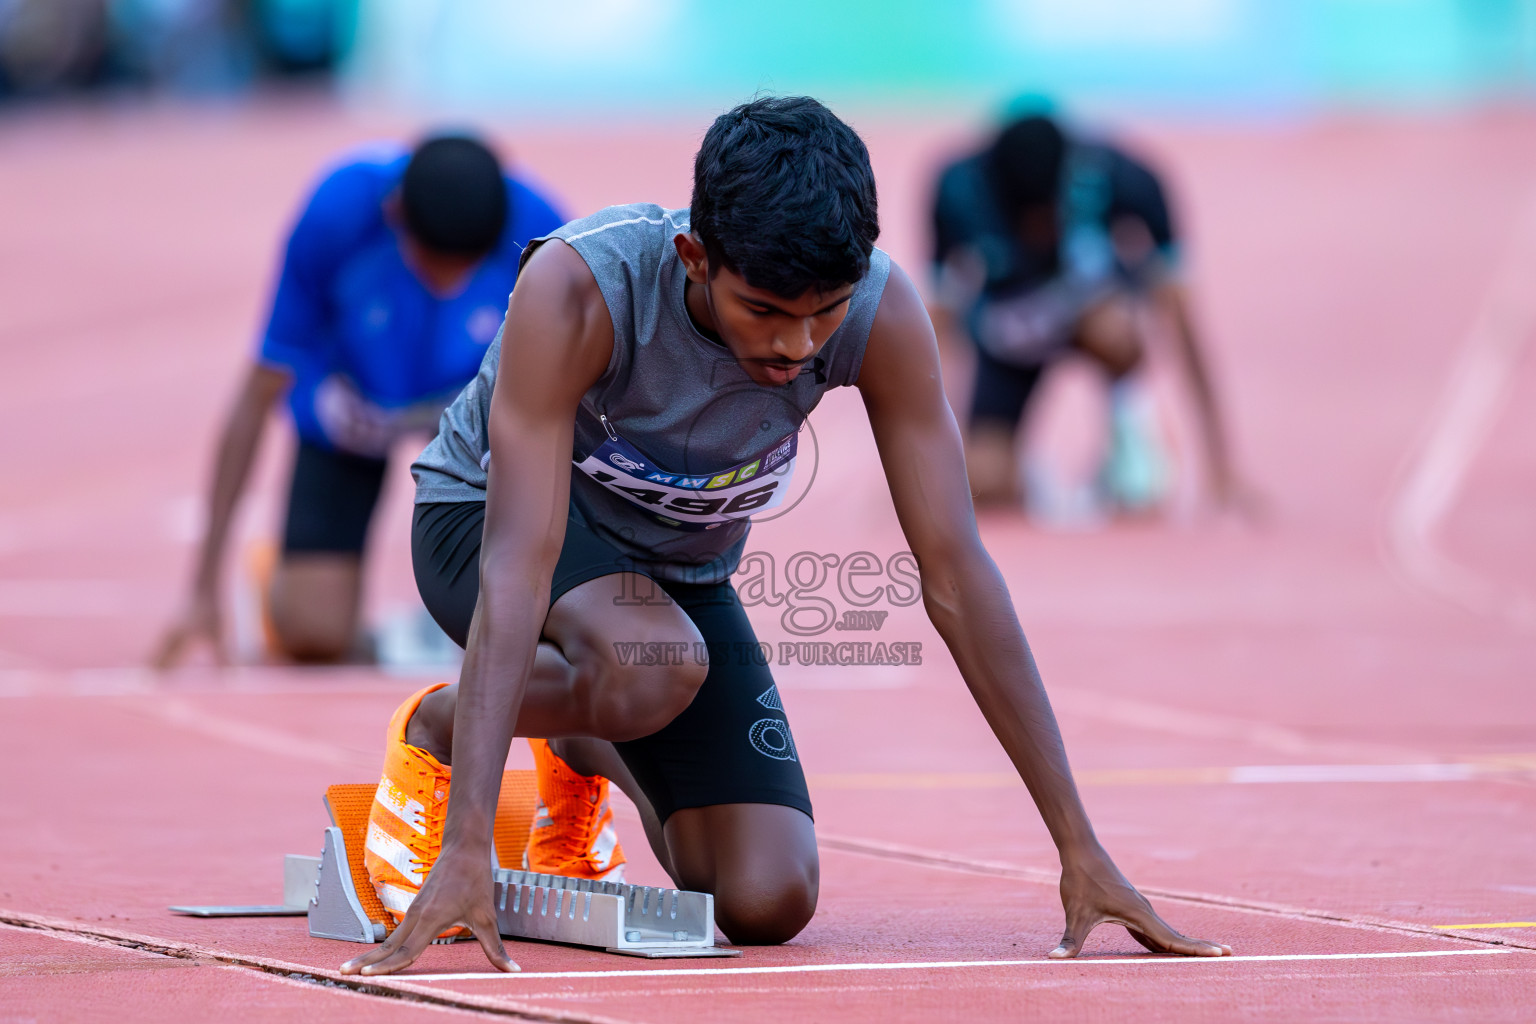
[{"xmin": 932, "ymin": 114, "xmax": 1252, "ymax": 515}]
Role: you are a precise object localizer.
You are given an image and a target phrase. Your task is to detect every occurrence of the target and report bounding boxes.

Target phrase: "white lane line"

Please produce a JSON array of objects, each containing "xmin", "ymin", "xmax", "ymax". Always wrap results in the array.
[
  {"xmin": 1384, "ymin": 194, "xmax": 1536, "ymax": 631},
  {"xmin": 811, "ymin": 762, "xmax": 1530, "ymax": 788},
  {"xmin": 1225, "ymin": 763, "xmax": 1483, "ymax": 783},
  {"xmin": 1048, "ymin": 687, "xmax": 1430, "ymax": 763},
  {"xmin": 129, "ymin": 696, "xmax": 377, "ymax": 770},
  {"xmin": 400, "ymin": 948, "xmax": 1514, "ymax": 982},
  {"xmin": 813, "ymin": 834, "xmax": 1536, "ymax": 954},
  {"xmin": 0, "ymin": 666, "xmax": 422, "ymax": 698}
]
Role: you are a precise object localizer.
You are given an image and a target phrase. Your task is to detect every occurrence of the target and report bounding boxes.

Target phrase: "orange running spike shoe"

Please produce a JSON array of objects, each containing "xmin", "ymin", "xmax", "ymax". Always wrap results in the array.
[
  {"xmin": 523, "ymin": 739, "xmax": 627, "ymax": 881},
  {"xmin": 363, "ymin": 682, "xmax": 468, "ymax": 938}
]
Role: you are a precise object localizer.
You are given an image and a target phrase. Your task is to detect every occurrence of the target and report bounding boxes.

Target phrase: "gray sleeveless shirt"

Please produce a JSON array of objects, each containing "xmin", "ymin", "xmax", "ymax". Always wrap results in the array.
[{"xmin": 411, "ymin": 204, "xmax": 891, "ymax": 584}]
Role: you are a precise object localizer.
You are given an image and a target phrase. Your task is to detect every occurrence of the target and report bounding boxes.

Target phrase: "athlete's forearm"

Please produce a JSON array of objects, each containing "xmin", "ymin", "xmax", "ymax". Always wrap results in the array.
[
  {"xmin": 192, "ymin": 364, "xmax": 288, "ymax": 595},
  {"xmin": 439, "ymin": 572, "xmax": 548, "ymax": 857},
  {"xmin": 1159, "ymin": 284, "xmax": 1234, "ymax": 490},
  {"xmin": 439, "ymin": 240, "xmax": 607, "ymax": 858},
  {"xmin": 922, "ymin": 547, "xmax": 1101, "ymax": 857},
  {"xmin": 440, "ymin": 430, "xmax": 573, "ymax": 859}
]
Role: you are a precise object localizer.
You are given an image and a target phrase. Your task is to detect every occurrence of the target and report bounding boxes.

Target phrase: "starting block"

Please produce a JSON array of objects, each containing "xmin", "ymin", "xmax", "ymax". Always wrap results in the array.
[
  {"xmin": 174, "ymin": 771, "xmax": 737, "ymax": 959},
  {"xmin": 168, "ymin": 853, "xmax": 318, "ymax": 917},
  {"xmin": 489, "ymin": 868, "xmax": 736, "ymax": 958}
]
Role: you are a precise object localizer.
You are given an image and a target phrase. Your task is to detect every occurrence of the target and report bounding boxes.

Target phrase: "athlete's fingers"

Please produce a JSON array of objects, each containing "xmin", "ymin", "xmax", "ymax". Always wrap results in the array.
[
  {"xmin": 1048, "ymin": 913, "xmax": 1094, "ymax": 959},
  {"xmin": 150, "ymin": 626, "xmax": 190, "ymax": 671},
  {"xmin": 1123, "ymin": 908, "xmax": 1230, "ymax": 957},
  {"xmin": 355, "ymin": 941, "xmax": 431, "ymax": 976},
  {"xmin": 348, "ymin": 934, "xmax": 428, "ymax": 976},
  {"xmin": 340, "ymin": 945, "xmax": 391, "ymax": 974},
  {"xmin": 151, "ymin": 612, "xmax": 226, "ymax": 670},
  {"xmin": 339, "ymin": 927, "xmax": 405, "ymax": 974},
  {"xmin": 207, "ymin": 628, "xmax": 230, "ymax": 667},
  {"xmin": 339, "ymin": 945, "xmax": 392, "ymax": 974},
  {"xmin": 470, "ymin": 915, "xmax": 519, "ymax": 973},
  {"xmin": 341, "ymin": 916, "xmax": 421, "ymax": 975}
]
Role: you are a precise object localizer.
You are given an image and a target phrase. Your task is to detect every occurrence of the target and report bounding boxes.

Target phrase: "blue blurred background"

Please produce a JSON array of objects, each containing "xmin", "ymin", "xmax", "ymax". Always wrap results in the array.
[{"xmin": 4, "ymin": 0, "xmax": 1535, "ymax": 113}]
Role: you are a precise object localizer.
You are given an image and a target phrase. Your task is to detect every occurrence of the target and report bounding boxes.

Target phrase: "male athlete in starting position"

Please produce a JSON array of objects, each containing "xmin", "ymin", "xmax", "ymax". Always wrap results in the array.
[
  {"xmin": 155, "ymin": 135, "xmax": 564, "ymax": 665},
  {"xmin": 344, "ymin": 98, "xmax": 1231, "ymax": 974},
  {"xmin": 932, "ymin": 113, "xmax": 1251, "ymax": 513}
]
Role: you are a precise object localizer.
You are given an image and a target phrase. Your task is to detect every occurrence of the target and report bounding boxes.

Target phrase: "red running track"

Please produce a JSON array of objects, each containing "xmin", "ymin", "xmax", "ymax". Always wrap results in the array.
[{"xmin": 1, "ymin": 98, "xmax": 1534, "ymax": 1021}]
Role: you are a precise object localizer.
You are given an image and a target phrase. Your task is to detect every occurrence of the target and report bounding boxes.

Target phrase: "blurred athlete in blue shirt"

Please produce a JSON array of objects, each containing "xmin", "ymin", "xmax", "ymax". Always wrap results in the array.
[
  {"xmin": 155, "ymin": 135, "xmax": 565, "ymax": 665},
  {"xmin": 932, "ymin": 115, "xmax": 1254, "ymax": 515}
]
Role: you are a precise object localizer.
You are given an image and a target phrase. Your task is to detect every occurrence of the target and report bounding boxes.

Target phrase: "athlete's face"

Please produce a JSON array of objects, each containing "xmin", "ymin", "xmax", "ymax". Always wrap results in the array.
[
  {"xmin": 675, "ymin": 233, "xmax": 856, "ymax": 388},
  {"xmin": 384, "ymin": 195, "xmax": 483, "ymax": 298},
  {"xmin": 399, "ymin": 235, "xmax": 483, "ymax": 298}
]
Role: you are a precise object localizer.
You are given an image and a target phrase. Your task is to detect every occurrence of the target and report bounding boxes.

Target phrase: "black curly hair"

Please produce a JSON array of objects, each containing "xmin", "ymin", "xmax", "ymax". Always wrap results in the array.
[{"xmin": 690, "ymin": 96, "xmax": 880, "ymax": 297}]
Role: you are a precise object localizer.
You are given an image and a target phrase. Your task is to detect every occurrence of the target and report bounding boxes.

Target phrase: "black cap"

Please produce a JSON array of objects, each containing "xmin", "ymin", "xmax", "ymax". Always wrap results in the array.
[
  {"xmin": 989, "ymin": 115, "xmax": 1066, "ymax": 214},
  {"xmin": 400, "ymin": 135, "xmax": 509, "ymax": 256}
]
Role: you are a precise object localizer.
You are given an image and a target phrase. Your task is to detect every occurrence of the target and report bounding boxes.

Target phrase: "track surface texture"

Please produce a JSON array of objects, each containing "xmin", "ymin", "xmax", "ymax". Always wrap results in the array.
[{"xmin": 2, "ymin": 97, "xmax": 1534, "ymax": 1021}]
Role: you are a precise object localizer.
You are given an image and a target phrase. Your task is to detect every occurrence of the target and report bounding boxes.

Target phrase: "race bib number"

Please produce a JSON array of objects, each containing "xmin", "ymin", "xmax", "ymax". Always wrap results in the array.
[{"xmin": 573, "ymin": 423, "xmax": 798, "ymax": 532}]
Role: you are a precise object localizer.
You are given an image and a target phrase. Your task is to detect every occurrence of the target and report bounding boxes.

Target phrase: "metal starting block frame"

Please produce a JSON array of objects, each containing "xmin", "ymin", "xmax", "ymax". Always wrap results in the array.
[
  {"xmin": 174, "ymin": 776, "xmax": 737, "ymax": 958},
  {"xmin": 493, "ymin": 869, "xmax": 738, "ymax": 958},
  {"xmin": 307, "ymin": 828, "xmax": 735, "ymax": 958},
  {"xmin": 307, "ymin": 825, "xmax": 387, "ymax": 943},
  {"xmin": 168, "ymin": 854, "xmax": 320, "ymax": 918}
]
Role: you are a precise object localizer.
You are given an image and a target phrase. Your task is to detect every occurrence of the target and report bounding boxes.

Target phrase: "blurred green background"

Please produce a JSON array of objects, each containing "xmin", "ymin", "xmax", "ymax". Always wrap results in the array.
[
  {"xmin": 348, "ymin": 0, "xmax": 1536, "ymax": 113},
  {"xmin": 5, "ymin": 0, "xmax": 1536, "ymax": 113}
]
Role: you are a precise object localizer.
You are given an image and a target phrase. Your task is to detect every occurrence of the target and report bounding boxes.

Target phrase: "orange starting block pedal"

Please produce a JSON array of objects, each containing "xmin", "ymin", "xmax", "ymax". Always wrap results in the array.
[{"xmin": 309, "ymin": 771, "xmax": 538, "ymax": 942}]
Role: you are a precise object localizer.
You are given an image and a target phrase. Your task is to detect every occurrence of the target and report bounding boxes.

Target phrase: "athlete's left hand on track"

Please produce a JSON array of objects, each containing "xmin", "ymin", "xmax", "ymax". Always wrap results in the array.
[{"xmin": 1050, "ymin": 847, "xmax": 1231, "ymax": 959}]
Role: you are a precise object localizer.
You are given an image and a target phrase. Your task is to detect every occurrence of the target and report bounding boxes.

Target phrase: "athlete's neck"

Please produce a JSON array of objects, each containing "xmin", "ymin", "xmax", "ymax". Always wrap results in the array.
[{"xmin": 683, "ymin": 277, "xmax": 726, "ymax": 347}]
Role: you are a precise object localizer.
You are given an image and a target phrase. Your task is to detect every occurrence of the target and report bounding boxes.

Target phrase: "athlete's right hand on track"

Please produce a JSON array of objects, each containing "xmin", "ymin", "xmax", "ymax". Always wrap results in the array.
[
  {"xmin": 1050, "ymin": 846, "xmax": 1231, "ymax": 959},
  {"xmin": 339, "ymin": 851, "xmax": 519, "ymax": 976},
  {"xmin": 150, "ymin": 589, "xmax": 226, "ymax": 669}
]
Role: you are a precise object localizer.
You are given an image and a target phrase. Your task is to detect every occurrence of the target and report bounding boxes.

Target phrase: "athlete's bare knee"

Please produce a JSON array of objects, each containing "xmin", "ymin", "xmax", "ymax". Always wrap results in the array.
[
  {"xmin": 1076, "ymin": 300, "xmax": 1142, "ymax": 377},
  {"xmin": 965, "ymin": 426, "xmax": 1019, "ymax": 506},
  {"xmin": 268, "ymin": 557, "xmax": 361, "ymax": 663},
  {"xmin": 596, "ymin": 665, "xmax": 704, "ymax": 740},
  {"xmin": 270, "ymin": 617, "xmax": 353, "ymax": 663},
  {"xmin": 268, "ymin": 595, "xmax": 354, "ymax": 662},
  {"xmin": 652, "ymin": 645, "xmax": 708, "ymax": 721},
  {"xmin": 584, "ymin": 618, "xmax": 706, "ymax": 740},
  {"xmin": 711, "ymin": 865, "xmax": 819, "ymax": 945}
]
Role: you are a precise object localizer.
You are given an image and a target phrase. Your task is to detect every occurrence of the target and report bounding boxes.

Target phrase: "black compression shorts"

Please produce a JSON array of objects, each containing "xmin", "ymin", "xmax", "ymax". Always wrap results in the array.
[
  {"xmin": 968, "ymin": 345, "xmax": 1047, "ymax": 431},
  {"xmin": 282, "ymin": 441, "xmax": 388, "ymax": 555},
  {"xmin": 411, "ymin": 501, "xmax": 813, "ymax": 825}
]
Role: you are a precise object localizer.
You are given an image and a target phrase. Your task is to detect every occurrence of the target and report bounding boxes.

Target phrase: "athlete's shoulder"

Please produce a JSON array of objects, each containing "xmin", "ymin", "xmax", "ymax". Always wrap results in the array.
[
  {"xmin": 933, "ymin": 152, "xmax": 1002, "ymax": 245},
  {"xmin": 1075, "ymin": 138, "xmax": 1163, "ymax": 191},
  {"xmin": 551, "ymin": 203, "xmax": 689, "ymax": 246},
  {"xmin": 518, "ymin": 232, "xmax": 603, "ymax": 297},
  {"xmin": 853, "ymin": 258, "xmax": 943, "ymax": 392},
  {"xmin": 1076, "ymin": 139, "xmax": 1175, "ymax": 243},
  {"xmin": 936, "ymin": 150, "xmax": 987, "ymax": 188},
  {"xmin": 867, "ymin": 257, "xmax": 924, "ymax": 332},
  {"xmin": 301, "ymin": 143, "xmax": 407, "ymax": 220},
  {"xmin": 934, "ymin": 152, "xmax": 988, "ymax": 206},
  {"xmin": 284, "ymin": 143, "xmax": 402, "ymax": 263},
  {"xmin": 538, "ymin": 204, "xmax": 686, "ymax": 307}
]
